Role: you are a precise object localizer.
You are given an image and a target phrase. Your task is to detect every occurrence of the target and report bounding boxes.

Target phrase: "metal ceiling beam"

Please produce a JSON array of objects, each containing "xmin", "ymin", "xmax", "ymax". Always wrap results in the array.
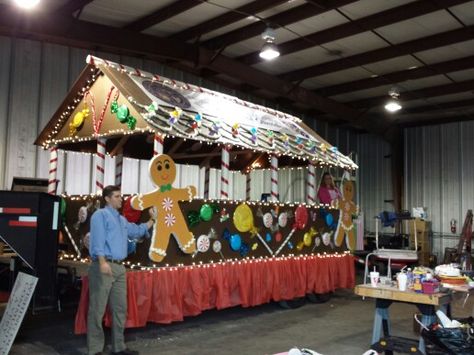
[
  {"xmin": 281, "ymin": 25, "xmax": 474, "ymax": 82},
  {"xmin": 317, "ymin": 55, "xmax": 474, "ymax": 97},
  {"xmin": 402, "ymin": 99, "xmax": 474, "ymax": 114},
  {"xmin": 124, "ymin": 0, "xmax": 201, "ymax": 32},
  {"xmin": 171, "ymin": 0, "xmax": 288, "ymax": 41},
  {"xmin": 203, "ymin": 0, "xmax": 357, "ymax": 50},
  {"xmin": 350, "ymin": 79, "xmax": 474, "ymax": 109},
  {"xmin": 0, "ymin": 5, "xmax": 361, "ymax": 123},
  {"xmin": 398, "ymin": 111, "xmax": 474, "ymax": 127},
  {"xmin": 239, "ymin": 0, "xmax": 471, "ymax": 66},
  {"xmin": 55, "ymin": 0, "xmax": 95, "ymax": 14}
]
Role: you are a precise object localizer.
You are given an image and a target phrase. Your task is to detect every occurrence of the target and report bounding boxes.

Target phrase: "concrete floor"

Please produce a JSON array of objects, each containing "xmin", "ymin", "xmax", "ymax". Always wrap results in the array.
[
  {"xmin": 8, "ymin": 289, "xmax": 473, "ymax": 355},
  {"xmin": 7, "ymin": 276, "xmax": 474, "ymax": 355}
]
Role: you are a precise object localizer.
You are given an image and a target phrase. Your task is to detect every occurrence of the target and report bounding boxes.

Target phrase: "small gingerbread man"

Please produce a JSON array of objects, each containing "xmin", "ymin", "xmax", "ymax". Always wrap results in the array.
[
  {"xmin": 131, "ymin": 154, "xmax": 197, "ymax": 262},
  {"xmin": 333, "ymin": 180, "xmax": 358, "ymax": 250}
]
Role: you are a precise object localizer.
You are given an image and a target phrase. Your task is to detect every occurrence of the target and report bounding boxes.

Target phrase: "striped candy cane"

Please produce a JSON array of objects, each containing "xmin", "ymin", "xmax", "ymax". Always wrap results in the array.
[
  {"xmin": 115, "ymin": 154, "xmax": 123, "ymax": 187},
  {"xmin": 220, "ymin": 145, "xmax": 230, "ymax": 199},
  {"xmin": 154, "ymin": 133, "xmax": 164, "ymax": 156},
  {"xmin": 96, "ymin": 137, "xmax": 106, "ymax": 193},
  {"xmin": 204, "ymin": 166, "xmax": 210, "ymax": 199},
  {"xmin": 246, "ymin": 172, "xmax": 251, "ymax": 200},
  {"xmin": 271, "ymin": 155, "xmax": 278, "ymax": 201},
  {"xmin": 307, "ymin": 162, "xmax": 316, "ymax": 204},
  {"xmin": 48, "ymin": 146, "xmax": 58, "ymax": 195}
]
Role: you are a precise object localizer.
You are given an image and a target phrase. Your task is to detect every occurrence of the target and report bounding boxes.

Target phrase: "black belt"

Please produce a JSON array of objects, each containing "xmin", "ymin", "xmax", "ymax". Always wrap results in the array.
[{"xmin": 106, "ymin": 258, "xmax": 123, "ymax": 264}]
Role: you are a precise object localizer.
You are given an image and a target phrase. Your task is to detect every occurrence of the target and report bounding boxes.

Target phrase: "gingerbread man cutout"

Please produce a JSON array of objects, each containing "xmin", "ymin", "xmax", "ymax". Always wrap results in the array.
[
  {"xmin": 131, "ymin": 154, "xmax": 197, "ymax": 262},
  {"xmin": 333, "ymin": 180, "xmax": 358, "ymax": 250}
]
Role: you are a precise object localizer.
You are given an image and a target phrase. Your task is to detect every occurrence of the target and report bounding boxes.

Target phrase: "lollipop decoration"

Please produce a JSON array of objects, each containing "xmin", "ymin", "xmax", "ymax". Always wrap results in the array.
[
  {"xmin": 233, "ymin": 204, "xmax": 273, "ymax": 256},
  {"xmin": 275, "ymin": 205, "xmax": 308, "ymax": 256},
  {"xmin": 212, "ymin": 240, "xmax": 225, "ymax": 260}
]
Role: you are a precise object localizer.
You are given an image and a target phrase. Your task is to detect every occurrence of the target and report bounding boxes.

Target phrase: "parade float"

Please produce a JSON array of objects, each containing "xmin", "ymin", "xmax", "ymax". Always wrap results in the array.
[{"xmin": 35, "ymin": 56, "xmax": 358, "ymax": 333}]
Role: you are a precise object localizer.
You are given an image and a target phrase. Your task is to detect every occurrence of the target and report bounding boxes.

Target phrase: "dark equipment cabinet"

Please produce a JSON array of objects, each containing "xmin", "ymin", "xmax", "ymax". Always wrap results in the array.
[{"xmin": 0, "ymin": 191, "xmax": 61, "ymax": 312}]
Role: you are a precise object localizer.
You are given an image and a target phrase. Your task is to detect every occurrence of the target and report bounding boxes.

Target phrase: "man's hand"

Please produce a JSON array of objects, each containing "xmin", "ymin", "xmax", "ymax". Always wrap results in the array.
[{"xmin": 98, "ymin": 256, "xmax": 112, "ymax": 276}]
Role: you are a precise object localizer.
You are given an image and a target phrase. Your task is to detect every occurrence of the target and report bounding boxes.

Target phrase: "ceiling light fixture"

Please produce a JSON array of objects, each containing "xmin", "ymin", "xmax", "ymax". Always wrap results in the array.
[
  {"xmin": 384, "ymin": 86, "xmax": 402, "ymax": 113},
  {"xmin": 14, "ymin": 0, "xmax": 40, "ymax": 9},
  {"xmin": 259, "ymin": 28, "xmax": 280, "ymax": 61}
]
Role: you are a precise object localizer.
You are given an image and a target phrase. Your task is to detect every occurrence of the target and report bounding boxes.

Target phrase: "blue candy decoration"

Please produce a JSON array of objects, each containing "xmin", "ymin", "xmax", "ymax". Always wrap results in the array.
[
  {"xmin": 325, "ymin": 213, "xmax": 334, "ymax": 227},
  {"xmin": 265, "ymin": 232, "xmax": 272, "ymax": 242},
  {"xmin": 230, "ymin": 233, "xmax": 242, "ymax": 251},
  {"xmin": 239, "ymin": 242, "xmax": 250, "ymax": 257},
  {"xmin": 288, "ymin": 241, "xmax": 294, "ymax": 249}
]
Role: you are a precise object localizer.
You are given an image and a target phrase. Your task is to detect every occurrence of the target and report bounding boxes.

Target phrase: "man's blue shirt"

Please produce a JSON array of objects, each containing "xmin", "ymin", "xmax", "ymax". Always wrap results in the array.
[{"xmin": 89, "ymin": 205, "xmax": 149, "ymax": 261}]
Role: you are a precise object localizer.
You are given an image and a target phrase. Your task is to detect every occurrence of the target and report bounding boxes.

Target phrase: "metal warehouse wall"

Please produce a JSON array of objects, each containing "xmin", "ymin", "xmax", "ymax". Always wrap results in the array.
[
  {"xmin": 0, "ymin": 36, "xmax": 393, "ymax": 233},
  {"xmin": 404, "ymin": 123, "xmax": 474, "ymax": 257}
]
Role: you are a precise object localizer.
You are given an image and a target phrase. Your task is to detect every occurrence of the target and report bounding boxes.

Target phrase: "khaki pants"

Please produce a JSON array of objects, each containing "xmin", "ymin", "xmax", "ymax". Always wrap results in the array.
[{"xmin": 87, "ymin": 261, "xmax": 127, "ymax": 354}]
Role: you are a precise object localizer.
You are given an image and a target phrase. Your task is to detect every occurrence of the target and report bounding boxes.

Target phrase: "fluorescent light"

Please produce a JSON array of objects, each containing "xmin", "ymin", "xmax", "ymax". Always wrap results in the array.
[
  {"xmin": 14, "ymin": 0, "xmax": 40, "ymax": 9},
  {"xmin": 259, "ymin": 41, "xmax": 280, "ymax": 60},
  {"xmin": 385, "ymin": 99, "xmax": 402, "ymax": 112}
]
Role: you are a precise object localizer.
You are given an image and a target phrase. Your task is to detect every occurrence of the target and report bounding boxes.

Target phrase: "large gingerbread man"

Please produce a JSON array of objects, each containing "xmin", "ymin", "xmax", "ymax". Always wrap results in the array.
[
  {"xmin": 131, "ymin": 154, "xmax": 197, "ymax": 262},
  {"xmin": 333, "ymin": 180, "xmax": 358, "ymax": 250}
]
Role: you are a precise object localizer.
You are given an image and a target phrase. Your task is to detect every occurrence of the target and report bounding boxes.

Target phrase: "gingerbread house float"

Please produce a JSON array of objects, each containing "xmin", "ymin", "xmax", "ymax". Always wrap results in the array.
[{"xmin": 35, "ymin": 56, "xmax": 358, "ymax": 333}]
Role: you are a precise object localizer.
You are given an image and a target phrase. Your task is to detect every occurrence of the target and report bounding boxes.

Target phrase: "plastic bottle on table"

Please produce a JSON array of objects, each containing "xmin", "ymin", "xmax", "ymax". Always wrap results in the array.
[{"xmin": 407, "ymin": 268, "xmax": 413, "ymax": 289}]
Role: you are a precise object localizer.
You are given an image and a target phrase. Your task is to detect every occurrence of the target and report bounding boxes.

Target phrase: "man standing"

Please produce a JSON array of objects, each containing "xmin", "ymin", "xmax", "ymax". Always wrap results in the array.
[{"xmin": 87, "ymin": 185, "xmax": 154, "ymax": 355}]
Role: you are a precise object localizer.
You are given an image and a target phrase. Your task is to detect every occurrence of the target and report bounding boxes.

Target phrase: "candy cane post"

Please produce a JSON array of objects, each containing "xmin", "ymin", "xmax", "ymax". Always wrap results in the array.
[
  {"xmin": 115, "ymin": 154, "xmax": 123, "ymax": 187},
  {"xmin": 270, "ymin": 155, "xmax": 279, "ymax": 201},
  {"xmin": 246, "ymin": 172, "xmax": 251, "ymax": 200},
  {"xmin": 204, "ymin": 166, "xmax": 210, "ymax": 199},
  {"xmin": 220, "ymin": 145, "xmax": 230, "ymax": 199},
  {"xmin": 96, "ymin": 137, "xmax": 106, "ymax": 193},
  {"xmin": 48, "ymin": 146, "xmax": 58, "ymax": 194},
  {"xmin": 153, "ymin": 133, "xmax": 164, "ymax": 156},
  {"xmin": 307, "ymin": 162, "xmax": 316, "ymax": 204}
]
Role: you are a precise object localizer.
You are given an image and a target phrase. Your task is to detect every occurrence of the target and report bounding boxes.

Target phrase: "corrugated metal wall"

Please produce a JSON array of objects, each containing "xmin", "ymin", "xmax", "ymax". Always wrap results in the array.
[
  {"xmin": 0, "ymin": 36, "xmax": 393, "ymax": 233},
  {"xmin": 404, "ymin": 122, "xmax": 474, "ymax": 257}
]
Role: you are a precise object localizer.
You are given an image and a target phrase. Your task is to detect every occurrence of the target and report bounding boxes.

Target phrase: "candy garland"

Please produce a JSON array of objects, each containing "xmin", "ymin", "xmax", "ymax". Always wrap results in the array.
[
  {"xmin": 48, "ymin": 146, "xmax": 58, "ymax": 194},
  {"xmin": 94, "ymin": 86, "xmax": 116, "ymax": 134}
]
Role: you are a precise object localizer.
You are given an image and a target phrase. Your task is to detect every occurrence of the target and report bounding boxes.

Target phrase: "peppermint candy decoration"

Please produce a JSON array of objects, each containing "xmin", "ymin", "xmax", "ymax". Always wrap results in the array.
[
  {"xmin": 162, "ymin": 197, "xmax": 173, "ymax": 211},
  {"xmin": 263, "ymin": 212, "xmax": 273, "ymax": 228},
  {"xmin": 165, "ymin": 213, "xmax": 176, "ymax": 227},
  {"xmin": 197, "ymin": 235, "xmax": 210, "ymax": 253}
]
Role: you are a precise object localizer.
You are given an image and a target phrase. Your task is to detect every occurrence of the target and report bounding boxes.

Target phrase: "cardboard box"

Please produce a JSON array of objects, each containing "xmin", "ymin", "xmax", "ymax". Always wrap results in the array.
[{"xmin": 414, "ymin": 218, "xmax": 431, "ymax": 233}]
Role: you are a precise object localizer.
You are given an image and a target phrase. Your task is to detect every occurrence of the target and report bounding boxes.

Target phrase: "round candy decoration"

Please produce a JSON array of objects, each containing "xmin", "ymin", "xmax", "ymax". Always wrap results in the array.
[
  {"xmin": 278, "ymin": 212, "xmax": 288, "ymax": 228},
  {"xmin": 263, "ymin": 212, "xmax": 273, "ymax": 228},
  {"xmin": 199, "ymin": 204, "xmax": 214, "ymax": 222},
  {"xmin": 212, "ymin": 240, "xmax": 222, "ymax": 253},
  {"xmin": 197, "ymin": 235, "xmax": 210, "ymax": 253},
  {"xmin": 275, "ymin": 231, "xmax": 282, "ymax": 242},
  {"xmin": 229, "ymin": 233, "xmax": 242, "ymax": 252},
  {"xmin": 322, "ymin": 232, "xmax": 331, "ymax": 246},
  {"xmin": 293, "ymin": 205, "xmax": 309, "ymax": 230},
  {"xmin": 303, "ymin": 232, "xmax": 312, "ymax": 247},
  {"xmin": 78, "ymin": 206, "xmax": 88, "ymax": 223}
]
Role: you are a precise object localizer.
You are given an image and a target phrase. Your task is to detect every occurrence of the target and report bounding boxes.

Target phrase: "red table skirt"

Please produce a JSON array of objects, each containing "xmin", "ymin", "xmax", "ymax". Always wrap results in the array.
[{"xmin": 74, "ymin": 254, "xmax": 354, "ymax": 334}]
